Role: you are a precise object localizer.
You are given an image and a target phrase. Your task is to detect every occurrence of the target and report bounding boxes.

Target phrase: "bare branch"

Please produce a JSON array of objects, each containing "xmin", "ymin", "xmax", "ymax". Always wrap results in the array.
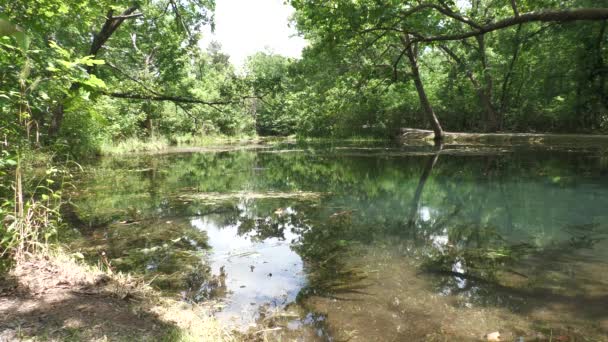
[{"xmin": 392, "ymin": 47, "xmax": 408, "ymax": 81}]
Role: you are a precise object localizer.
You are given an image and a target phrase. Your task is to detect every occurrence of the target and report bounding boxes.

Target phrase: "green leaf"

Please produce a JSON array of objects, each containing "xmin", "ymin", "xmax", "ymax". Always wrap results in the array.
[
  {"xmin": 57, "ymin": 60, "xmax": 74, "ymax": 68},
  {"xmin": 82, "ymin": 74, "xmax": 107, "ymax": 89},
  {"xmin": 78, "ymin": 56, "xmax": 105, "ymax": 66},
  {"xmin": 49, "ymin": 41, "xmax": 70, "ymax": 58}
]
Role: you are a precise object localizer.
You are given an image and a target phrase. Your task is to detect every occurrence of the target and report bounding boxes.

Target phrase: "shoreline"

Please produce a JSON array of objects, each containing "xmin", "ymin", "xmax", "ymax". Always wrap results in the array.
[
  {"xmin": 398, "ymin": 128, "xmax": 608, "ymax": 147},
  {"xmin": 0, "ymin": 252, "xmax": 233, "ymax": 341}
]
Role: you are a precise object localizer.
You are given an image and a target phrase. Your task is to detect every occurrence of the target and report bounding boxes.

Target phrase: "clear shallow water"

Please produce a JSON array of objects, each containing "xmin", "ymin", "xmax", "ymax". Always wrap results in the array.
[
  {"xmin": 69, "ymin": 142, "xmax": 608, "ymax": 340},
  {"xmin": 190, "ymin": 212, "xmax": 305, "ymax": 326}
]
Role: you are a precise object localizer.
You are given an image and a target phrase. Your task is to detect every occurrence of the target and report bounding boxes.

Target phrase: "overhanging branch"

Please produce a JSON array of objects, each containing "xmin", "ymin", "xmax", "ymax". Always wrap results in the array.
[
  {"xmin": 111, "ymin": 13, "xmax": 143, "ymax": 20},
  {"xmin": 106, "ymin": 92, "xmax": 235, "ymax": 106},
  {"xmin": 412, "ymin": 8, "xmax": 608, "ymax": 44}
]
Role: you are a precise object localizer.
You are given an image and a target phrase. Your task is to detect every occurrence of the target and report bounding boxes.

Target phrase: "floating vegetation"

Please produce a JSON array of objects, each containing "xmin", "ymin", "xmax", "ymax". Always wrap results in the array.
[{"xmin": 180, "ymin": 191, "xmax": 327, "ymax": 202}]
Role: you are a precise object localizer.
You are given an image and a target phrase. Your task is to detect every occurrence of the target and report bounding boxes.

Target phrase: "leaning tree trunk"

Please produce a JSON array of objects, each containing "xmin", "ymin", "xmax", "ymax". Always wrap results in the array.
[
  {"xmin": 403, "ymin": 35, "xmax": 444, "ymax": 141},
  {"xmin": 48, "ymin": 6, "xmax": 141, "ymax": 137}
]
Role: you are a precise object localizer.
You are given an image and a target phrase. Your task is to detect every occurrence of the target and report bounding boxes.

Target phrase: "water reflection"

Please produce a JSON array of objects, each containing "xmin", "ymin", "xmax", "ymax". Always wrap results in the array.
[
  {"xmin": 190, "ymin": 213, "xmax": 305, "ymax": 327},
  {"xmin": 68, "ymin": 143, "xmax": 608, "ymax": 340}
]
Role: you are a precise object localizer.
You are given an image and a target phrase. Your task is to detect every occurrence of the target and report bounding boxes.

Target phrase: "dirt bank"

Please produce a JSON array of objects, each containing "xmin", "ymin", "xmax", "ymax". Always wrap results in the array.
[{"xmin": 0, "ymin": 254, "xmax": 231, "ymax": 341}]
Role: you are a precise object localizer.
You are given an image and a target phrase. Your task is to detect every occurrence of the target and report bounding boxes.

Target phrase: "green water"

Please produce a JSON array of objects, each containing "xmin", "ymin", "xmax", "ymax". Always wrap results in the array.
[{"xmin": 69, "ymin": 142, "xmax": 608, "ymax": 341}]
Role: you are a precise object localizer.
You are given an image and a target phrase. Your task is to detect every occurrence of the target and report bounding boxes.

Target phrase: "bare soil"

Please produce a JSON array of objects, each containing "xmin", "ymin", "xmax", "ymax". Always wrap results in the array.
[{"xmin": 0, "ymin": 256, "xmax": 179, "ymax": 341}]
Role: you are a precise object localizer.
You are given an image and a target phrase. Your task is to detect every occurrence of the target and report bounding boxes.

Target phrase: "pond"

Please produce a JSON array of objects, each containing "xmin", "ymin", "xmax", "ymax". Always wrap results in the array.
[{"xmin": 68, "ymin": 141, "xmax": 608, "ymax": 341}]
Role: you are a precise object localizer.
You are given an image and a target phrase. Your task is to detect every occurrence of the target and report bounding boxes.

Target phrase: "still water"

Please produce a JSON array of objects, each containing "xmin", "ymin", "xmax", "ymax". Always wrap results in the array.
[{"xmin": 69, "ymin": 142, "xmax": 608, "ymax": 341}]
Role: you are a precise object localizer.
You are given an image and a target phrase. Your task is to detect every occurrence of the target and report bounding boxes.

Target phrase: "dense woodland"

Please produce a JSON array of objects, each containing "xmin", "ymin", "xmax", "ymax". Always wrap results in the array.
[{"xmin": 1, "ymin": 0, "xmax": 607, "ymax": 156}]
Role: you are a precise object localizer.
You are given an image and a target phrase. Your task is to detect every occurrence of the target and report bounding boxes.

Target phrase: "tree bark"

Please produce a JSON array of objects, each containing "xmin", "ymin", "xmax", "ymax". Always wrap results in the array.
[
  {"xmin": 402, "ymin": 35, "xmax": 444, "ymax": 140},
  {"xmin": 596, "ymin": 20, "xmax": 607, "ymax": 114},
  {"xmin": 510, "ymin": 0, "xmax": 519, "ymax": 17},
  {"xmin": 48, "ymin": 104, "xmax": 64, "ymax": 137}
]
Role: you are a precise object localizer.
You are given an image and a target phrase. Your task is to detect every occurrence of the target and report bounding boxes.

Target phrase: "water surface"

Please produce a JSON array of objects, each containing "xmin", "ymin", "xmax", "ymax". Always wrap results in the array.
[{"xmin": 69, "ymin": 142, "xmax": 608, "ymax": 341}]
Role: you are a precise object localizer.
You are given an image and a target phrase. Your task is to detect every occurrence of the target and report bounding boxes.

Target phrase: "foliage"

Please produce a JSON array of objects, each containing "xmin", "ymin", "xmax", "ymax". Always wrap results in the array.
[
  {"xmin": 3, "ymin": 0, "xmax": 607, "ymax": 155},
  {"xmin": 244, "ymin": 51, "xmax": 297, "ymax": 135},
  {"xmin": 287, "ymin": 0, "xmax": 608, "ymax": 135},
  {"xmin": 0, "ymin": 151, "xmax": 70, "ymax": 270}
]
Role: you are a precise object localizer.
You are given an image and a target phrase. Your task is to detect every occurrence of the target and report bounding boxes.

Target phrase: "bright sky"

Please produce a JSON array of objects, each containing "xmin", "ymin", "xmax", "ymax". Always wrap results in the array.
[{"xmin": 200, "ymin": 0, "xmax": 308, "ymax": 68}]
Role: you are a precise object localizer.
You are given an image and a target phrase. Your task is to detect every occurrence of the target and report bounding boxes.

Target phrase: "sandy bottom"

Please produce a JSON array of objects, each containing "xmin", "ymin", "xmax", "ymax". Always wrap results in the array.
[{"xmin": 256, "ymin": 241, "xmax": 608, "ymax": 341}]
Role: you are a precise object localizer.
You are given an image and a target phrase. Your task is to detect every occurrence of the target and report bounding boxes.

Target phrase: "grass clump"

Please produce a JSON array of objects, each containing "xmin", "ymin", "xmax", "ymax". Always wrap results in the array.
[
  {"xmin": 170, "ymin": 133, "xmax": 259, "ymax": 146},
  {"xmin": 99, "ymin": 133, "xmax": 295, "ymax": 155},
  {"xmin": 100, "ymin": 136, "xmax": 171, "ymax": 155}
]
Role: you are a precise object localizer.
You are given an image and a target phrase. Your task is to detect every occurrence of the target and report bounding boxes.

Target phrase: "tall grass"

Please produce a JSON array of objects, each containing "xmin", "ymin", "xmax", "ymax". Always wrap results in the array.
[
  {"xmin": 1, "ymin": 156, "xmax": 67, "ymax": 262},
  {"xmin": 170, "ymin": 133, "xmax": 257, "ymax": 146},
  {"xmin": 100, "ymin": 135, "xmax": 171, "ymax": 155},
  {"xmin": 99, "ymin": 133, "xmax": 267, "ymax": 155}
]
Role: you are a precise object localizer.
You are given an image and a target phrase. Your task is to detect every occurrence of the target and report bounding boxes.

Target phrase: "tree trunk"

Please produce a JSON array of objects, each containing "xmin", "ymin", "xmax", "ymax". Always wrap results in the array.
[
  {"xmin": 144, "ymin": 117, "xmax": 154, "ymax": 136},
  {"xmin": 403, "ymin": 35, "xmax": 444, "ymax": 141},
  {"xmin": 48, "ymin": 104, "xmax": 64, "ymax": 137},
  {"xmin": 595, "ymin": 20, "xmax": 607, "ymax": 117},
  {"xmin": 439, "ymin": 44, "xmax": 499, "ymax": 132},
  {"xmin": 47, "ymin": 6, "xmax": 141, "ymax": 137},
  {"xmin": 499, "ymin": 24, "xmax": 523, "ymax": 115},
  {"xmin": 476, "ymin": 35, "xmax": 501, "ymax": 131}
]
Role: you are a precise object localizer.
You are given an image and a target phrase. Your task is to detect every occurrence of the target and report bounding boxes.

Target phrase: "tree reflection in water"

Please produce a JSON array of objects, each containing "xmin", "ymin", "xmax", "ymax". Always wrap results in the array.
[{"xmin": 68, "ymin": 143, "xmax": 608, "ymax": 339}]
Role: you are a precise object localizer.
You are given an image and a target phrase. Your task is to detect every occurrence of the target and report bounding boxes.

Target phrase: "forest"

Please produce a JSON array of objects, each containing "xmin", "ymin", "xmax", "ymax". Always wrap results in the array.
[
  {"xmin": 1, "ymin": 0, "xmax": 608, "ymax": 341},
  {"xmin": 1, "ymin": 0, "xmax": 607, "ymax": 154}
]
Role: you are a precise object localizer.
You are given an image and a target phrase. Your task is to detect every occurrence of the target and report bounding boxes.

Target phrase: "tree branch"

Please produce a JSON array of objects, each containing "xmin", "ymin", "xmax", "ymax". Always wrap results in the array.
[
  {"xmin": 90, "ymin": 6, "xmax": 140, "ymax": 57},
  {"xmin": 399, "ymin": 3, "xmax": 482, "ymax": 29},
  {"xmin": 412, "ymin": 8, "xmax": 608, "ymax": 44},
  {"xmin": 511, "ymin": 0, "xmax": 520, "ymax": 17},
  {"xmin": 111, "ymin": 13, "xmax": 143, "ymax": 20},
  {"xmin": 106, "ymin": 92, "xmax": 236, "ymax": 105}
]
